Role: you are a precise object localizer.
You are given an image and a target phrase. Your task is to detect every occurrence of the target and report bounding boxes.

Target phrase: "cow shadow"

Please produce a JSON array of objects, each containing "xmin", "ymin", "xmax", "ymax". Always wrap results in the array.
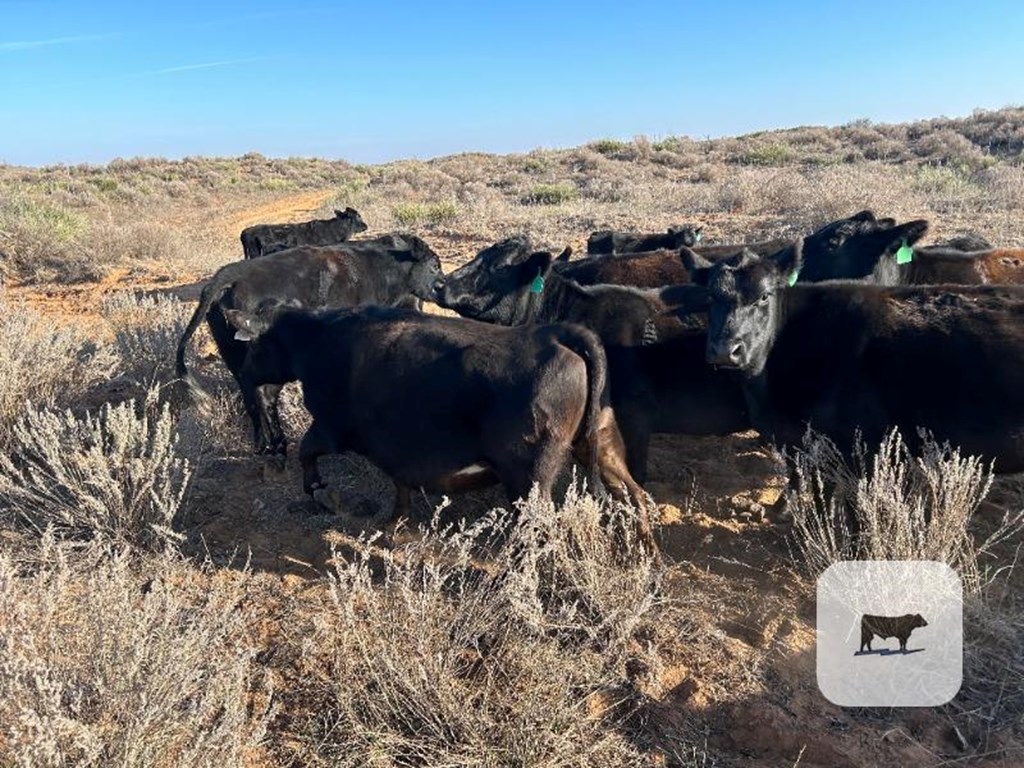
[{"xmin": 854, "ymin": 648, "xmax": 925, "ymax": 657}]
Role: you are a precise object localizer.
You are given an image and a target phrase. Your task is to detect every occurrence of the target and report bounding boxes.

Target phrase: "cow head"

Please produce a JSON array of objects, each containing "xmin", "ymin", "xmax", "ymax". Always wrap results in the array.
[
  {"xmin": 686, "ymin": 241, "xmax": 803, "ymax": 375},
  {"xmin": 221, "ymin": 303, "xmax": 305, "ymax": 385},
  {"xmin": 912, "ymin": 613, "xmax": 928, "ymax": 629},
  {"xmin": 436, "ymin": 236, "xmax": 563, "ymax": 325},
  {"xmin": 384, "ymin": 234, "xmax": 445, "ymax": 303},
  {"xmin": 667, "ymin": 225, "xmax": 703, "ymax": 247},
  {"xmin": 335, "ymin": 206, "xmax": 369, "ymax": 234},
  {"xmin": 800, "ymin": 212, "xmax": 929, "ymax": 283}
]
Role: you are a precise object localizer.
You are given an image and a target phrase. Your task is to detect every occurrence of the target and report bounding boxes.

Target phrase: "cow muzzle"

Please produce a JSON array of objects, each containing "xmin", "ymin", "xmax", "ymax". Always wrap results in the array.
[{"xmin": 707, "ymin": 337, "xmax": 746, "ymax": 368}]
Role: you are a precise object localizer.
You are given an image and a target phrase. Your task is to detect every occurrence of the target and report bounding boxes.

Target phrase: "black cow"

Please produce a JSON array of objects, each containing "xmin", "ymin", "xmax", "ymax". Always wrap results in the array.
[
  {"xmin": 860, "ymin": 614, "xmax": 928, "ymax": 653},
  {"xmin": 436, "ymin": 236, "xmax": 702, "ymax": 346},
  {"xmin": 436, "ymin": 237, "xmax": 746, "ymax": 482},
  {"xmin": 176, "ymin": 235, "xmax": 443, "ymax": 455},
  {"xmin": 240, "ymin": 207, "xmax": 368, "ymax": 259},
  {"xmin": 604, "ymin": 334, "xmax": 750, "ymax": 482},
  {"xmin": 930, "ymin": 232, "xmax": 992, "ymax": 252},
  {"xmin": 221, "ymin": 305, "xmax": 655, "ymax": 548},
  {"xmin": 560, "ymin": 211, "xmax": 923, "ymax": 290},
  {"xmin": 586, "ymin": 224, "xmax": 703, "ymax": 256},
  {"xmin": 691, "ymin": 247, "xmax": 1024, "ymax": 473}
]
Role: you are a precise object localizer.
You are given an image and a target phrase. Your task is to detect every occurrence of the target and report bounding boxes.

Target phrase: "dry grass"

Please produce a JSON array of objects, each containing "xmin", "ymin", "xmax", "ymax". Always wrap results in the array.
[
  {"xmin": 0, "ymin": 538, "xmax": 273, "ymax": 768},
  {"xmin": 280, "ymin": 485, "xmax": 668, "ymax": 767},
  {"xmin": 787, "ymin": 428, "xmax": 1024, "ymax": 593},
  {"xmin": 0, "ymin": 293, "xmax": 115, "ymax": 445}
]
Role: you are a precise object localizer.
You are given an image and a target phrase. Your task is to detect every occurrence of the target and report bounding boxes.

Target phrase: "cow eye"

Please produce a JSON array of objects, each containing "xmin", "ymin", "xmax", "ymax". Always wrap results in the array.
[{"xmin": 758, "ymin": 292, "xmax": 770, "ymax": 304}]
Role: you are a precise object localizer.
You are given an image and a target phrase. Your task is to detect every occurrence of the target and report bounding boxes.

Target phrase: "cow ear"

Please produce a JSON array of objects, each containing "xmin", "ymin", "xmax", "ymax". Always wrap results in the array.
[
  {"xmin": 555, "ymin": 246, "xmax": 573, "ymax": 263},
  {"xmin": 769, "ymin": 238, "xmax": 804, "ymax": 284},
  {"xmin": 870, "ymin": 219, "xmax": 929, "ymax": 262},
  {"xmin": 893, "ymin": 219, "xmax": 929, "ymax": 247},
  {"xmin": 223, "ymin": 309, "xmax": 267, "ymax": 341},
  {"xmin": 851, "ymin": 209, "xmax": 876, "ymax": 223},
  {"xmin": 679, "ymin": 246, "xmax": 715, "ymax": 286},
  {"xmin": 521, "ymin": 250, "xmax": 554, "ymax": 282}
]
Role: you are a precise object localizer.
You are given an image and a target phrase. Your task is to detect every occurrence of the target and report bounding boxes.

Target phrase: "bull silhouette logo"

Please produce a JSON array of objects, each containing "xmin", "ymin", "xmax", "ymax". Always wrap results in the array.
[{"xmin": 857, "ymin": 613, "xmax": 928, "ymax": 655}]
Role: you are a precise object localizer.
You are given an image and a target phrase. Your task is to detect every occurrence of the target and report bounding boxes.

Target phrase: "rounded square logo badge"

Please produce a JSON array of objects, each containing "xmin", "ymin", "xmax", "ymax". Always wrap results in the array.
[{"xmin": 816, "ymin": 561, "xmax": 962, "ymax": 707}]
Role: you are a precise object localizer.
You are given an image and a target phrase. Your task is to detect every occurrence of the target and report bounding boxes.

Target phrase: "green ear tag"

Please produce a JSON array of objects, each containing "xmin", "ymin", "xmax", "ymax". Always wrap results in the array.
[
  {"xmin": 694, "ymin": 231, "xmax": 703, "ymax": 242},
  {"xmin": 895, "ymin": 240, "xmax": 914, "ymax": 265},
  {"xmin": 530, "ymin": 269, "xmax": 545, "ymax": 294},
  {"xmin": 787, "ymin": 269, "xmax": 800, "ymax": 287}
]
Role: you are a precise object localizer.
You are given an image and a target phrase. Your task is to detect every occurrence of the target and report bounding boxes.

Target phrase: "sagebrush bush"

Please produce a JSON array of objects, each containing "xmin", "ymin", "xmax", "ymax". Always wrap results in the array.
[
  {"xmin": 0, "ymin": 394, "xmax": 192, "ymax": 551},
  {"xmin": 0, "ymin": 539, "xmax": 273, "ymax": 768},
  {"xmin": 101, "ymin": 291, "xmax": 193, "ymax": 387},
  {"xmin": 739, "ymin": 143, "xmax": 794, "ymax": 167},
  {"xmin": 520, "ymin": 182, "xmax": 579, "ymax": 205},
  {"xmin": 0, "ymin": 191, "xmax": 101, "ymax": 282},
  {"xmin": 0, "ymin": 294, "xmax": 115, "ymax": 444},
  {"xmin": 392, "ymin": 200, "xmax": 460, "ymax": 226},
  {"xmin": 788, "ymin": 428, "xmax": 1024, "ymax": 592},
  {"xmin": 954, "ymin": 596, "xmax": 1024, "ymax": 742},
  {"xmin": 283, "ymin": 485, "xmax": 668, "ymax": 767}
]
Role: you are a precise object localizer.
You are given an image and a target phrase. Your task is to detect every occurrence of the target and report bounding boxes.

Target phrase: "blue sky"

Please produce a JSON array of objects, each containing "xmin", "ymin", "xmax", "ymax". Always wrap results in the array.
[{"xmin": 1, "ymin": 0, "xmax": 1022, "ymax": 166}]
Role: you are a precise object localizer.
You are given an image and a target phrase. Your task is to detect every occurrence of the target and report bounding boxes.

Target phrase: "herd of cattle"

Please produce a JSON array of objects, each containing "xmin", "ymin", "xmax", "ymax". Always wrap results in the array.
[{"xmin": 174, "ymin": 206, "xmax": 1024, "ymax": 549}]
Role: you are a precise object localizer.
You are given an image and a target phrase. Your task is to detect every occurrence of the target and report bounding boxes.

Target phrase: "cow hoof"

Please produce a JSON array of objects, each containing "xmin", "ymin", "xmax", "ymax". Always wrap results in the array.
[
  {"xmin": 312, "ymin": 486, "xmax": 343, "ymax": 513},
  {"xmin": 262, "ymin": 454, "xmax": 287, "ymax": 475}
]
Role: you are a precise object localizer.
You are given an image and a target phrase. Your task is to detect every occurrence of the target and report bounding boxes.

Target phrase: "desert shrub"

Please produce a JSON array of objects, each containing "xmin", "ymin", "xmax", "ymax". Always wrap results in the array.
[
  {"xmin": 101, "ymin": 291, "xmax": 192, "ymax": 387},
  {"xmin": 85, "ymin": 220, "xmax": 187, "ymax": 266},
  {"xmin": 282, "ymin": 485, "xmax": 667, "ymax": 766},
  {"xmin": 520, "ymin": 183, "xmax": 579, "ymax": 205},
  {"xmin": 392, "ymin": 200, "xmax": 460, "ymax": 226},
  {"xmin": 0, "ymin": 394, "xmax": 192, "ymax": 552},
  {"xmin": 0, "ymin": 541, "xmax": 273, "ymax": 767},
  {"xmin": 579, "ymin": 177, "xmax": 631, "ymax": 203},
  {"xmin": 519, "ymin": 154, "xmax": 551, "ymax": 174},
  {"xmin": 590, "ymin": 138, "xmax": 630, "ymax": 157},
  {"xmin": 739, "ymin": 143, "xmax": 794, "ymax": 167},
  {"xmin": 86, "ymin": 176, "xmax": 118, "ymax": 193},
  {"xmin": 0, "ymin": 294, "xmax": 115, "ymax": 444},
  {"xmin": 0, "ymin": 192, "xmax": 101, "ymax": 282},
  {"xmin": 913, "ymin": 128, "xmax": 991, "ymax": 168},
  {"xmin": 913, "ymin": 164, "xmax": 985, "ymax": 212},
  {"xmin": 787, "ymin": 428, "xmax": 1024, "ymax": 592},
  {"xmin": 953, "ymin": 596, "xmax": 1024, "ymax": 743}
]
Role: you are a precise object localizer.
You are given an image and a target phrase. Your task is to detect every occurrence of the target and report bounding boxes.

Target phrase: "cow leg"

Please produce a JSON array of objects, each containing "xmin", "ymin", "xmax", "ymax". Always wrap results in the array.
[
  {"xmin": 615, "ymin": 410, "xmax": 651, "ymax": 486},
  {"xmin": 256, "ymin": 383, "xmax": 287, "ymax": 457},
  {"xmin": 207, "ymin": 307, "xmax": 278, "ymax": 454},
  {"xmin": 501, "ymin": 441, "xmax": 566, "ymax": 508},
  {"xmin": 299, "ymin": 422, "xmax": 333, "ymax": 496},
  {"xmin": 585, "ymin": 407, "xmax": 657, "ymax": 554},
  {"xmin": 393, "ymin": 483, "xmax": 412, "ymax": 519}
]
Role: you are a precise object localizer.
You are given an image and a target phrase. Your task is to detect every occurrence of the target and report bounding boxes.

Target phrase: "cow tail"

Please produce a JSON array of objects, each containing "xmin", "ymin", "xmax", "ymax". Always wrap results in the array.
[
  {"xmin": 175, "ymin": 266, "xmax": 237, "ymax": 401},
  {"xmin": 557, "ymin": 325, "xmax": 609, "ymax": 491}
]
